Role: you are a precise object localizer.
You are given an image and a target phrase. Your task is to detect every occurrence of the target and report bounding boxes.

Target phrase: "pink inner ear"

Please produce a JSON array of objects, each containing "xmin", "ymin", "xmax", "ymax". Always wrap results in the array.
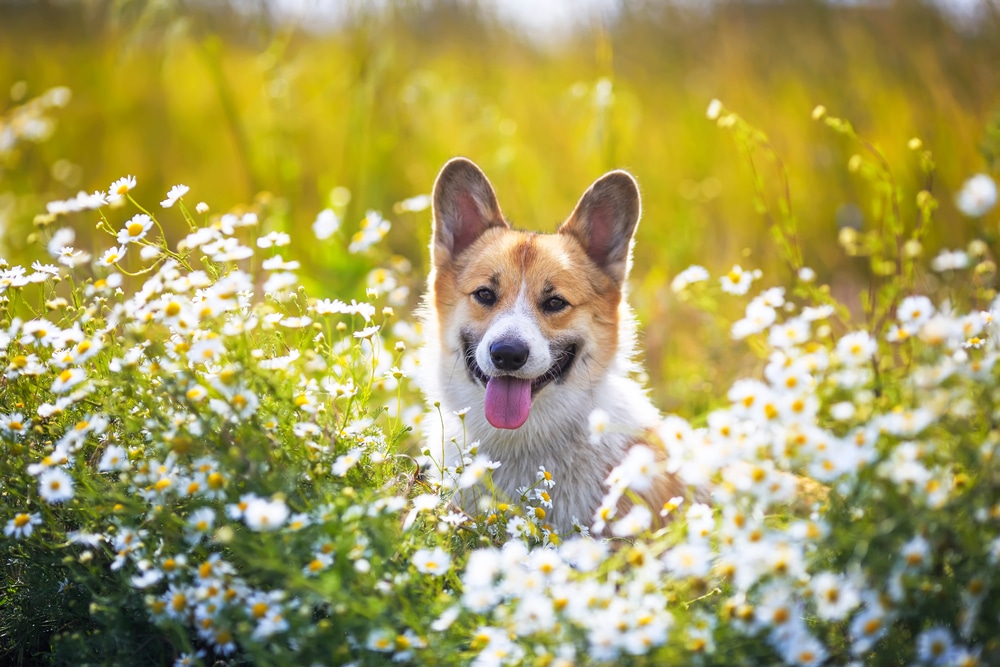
[
  {"xmin": 584, "ymin": 204, "xmax": 614, "ymax": 266},
  {"xmin": 453, "ymin": 192, "xmax": 489, "ymax": 255}
]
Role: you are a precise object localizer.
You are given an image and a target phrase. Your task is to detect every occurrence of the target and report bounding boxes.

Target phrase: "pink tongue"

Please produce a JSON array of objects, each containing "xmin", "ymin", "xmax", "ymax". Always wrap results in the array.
[{"xmin": 484, "ymin": 376, "xmax": 533, "ymax": 429}]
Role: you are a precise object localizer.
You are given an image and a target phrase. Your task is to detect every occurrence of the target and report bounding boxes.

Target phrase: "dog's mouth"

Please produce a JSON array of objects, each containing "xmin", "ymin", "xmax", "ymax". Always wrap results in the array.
[{"xmin": 461, "ymin": 336, "xmax": 578, "ymax": 430}]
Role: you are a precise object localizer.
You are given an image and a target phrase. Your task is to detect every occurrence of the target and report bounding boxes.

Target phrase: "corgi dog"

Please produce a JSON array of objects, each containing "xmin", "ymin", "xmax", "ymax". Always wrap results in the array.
[{"xmin": 419, "ymin": 157, "xmax": 688, "ymax": 535}]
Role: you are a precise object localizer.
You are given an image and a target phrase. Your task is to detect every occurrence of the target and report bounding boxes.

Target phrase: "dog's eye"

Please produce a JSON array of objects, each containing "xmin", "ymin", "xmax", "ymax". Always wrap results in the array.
[
  {"xmin": 542, "ymin": 296, "xmax": 569, "ymax": 313},
  {"xmin": 473, "ymin": 287, "xmax": 497, "ymax": 306}
]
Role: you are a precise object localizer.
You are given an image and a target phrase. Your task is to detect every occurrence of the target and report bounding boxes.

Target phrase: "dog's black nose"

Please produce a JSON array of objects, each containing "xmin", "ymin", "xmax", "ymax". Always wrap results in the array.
[{"xmin": 490, "ymin": 340, "xmax": 529, "ymax": 370}]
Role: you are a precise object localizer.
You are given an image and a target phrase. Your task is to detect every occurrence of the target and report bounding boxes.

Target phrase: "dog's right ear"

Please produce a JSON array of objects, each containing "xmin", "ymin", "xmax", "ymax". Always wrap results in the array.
[{"xmin": 431, "ymin": 158, "xmax": 507, "ymax": 265}]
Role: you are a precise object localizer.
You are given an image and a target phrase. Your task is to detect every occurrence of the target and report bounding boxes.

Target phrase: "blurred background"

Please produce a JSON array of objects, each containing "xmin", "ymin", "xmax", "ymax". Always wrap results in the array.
[{"xmin": 1, "ymin": 0, "xmax": 998, "ymax": 413}]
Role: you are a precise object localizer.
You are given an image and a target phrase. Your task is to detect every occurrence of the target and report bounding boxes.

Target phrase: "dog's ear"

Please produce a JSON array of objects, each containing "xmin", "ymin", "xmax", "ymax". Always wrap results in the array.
[
  {"xmin": 559, "ymin": 170, "xmax": 641, "ymax": 284},
  {"xmin": 432, "ymin": 158, "xmax": 507, "ymax": 265}
]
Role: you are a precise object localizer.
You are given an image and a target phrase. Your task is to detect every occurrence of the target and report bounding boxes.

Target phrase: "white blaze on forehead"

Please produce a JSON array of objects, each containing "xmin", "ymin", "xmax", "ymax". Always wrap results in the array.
[{"xmin": 476, "ymin": 281, "xmax": 553, "ymax": 378}]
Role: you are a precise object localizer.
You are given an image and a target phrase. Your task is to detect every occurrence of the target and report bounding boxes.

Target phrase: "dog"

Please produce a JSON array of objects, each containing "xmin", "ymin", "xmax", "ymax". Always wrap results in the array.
[{"xmin": 419, "ymin": 157, "xmax": 689, "ymax": 536}]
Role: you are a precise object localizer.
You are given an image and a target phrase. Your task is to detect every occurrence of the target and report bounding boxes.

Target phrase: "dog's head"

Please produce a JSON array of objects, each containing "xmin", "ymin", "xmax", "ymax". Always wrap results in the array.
[{"xmin": 428, "ymin": 157, "xmax": 641, "ymax": 430}]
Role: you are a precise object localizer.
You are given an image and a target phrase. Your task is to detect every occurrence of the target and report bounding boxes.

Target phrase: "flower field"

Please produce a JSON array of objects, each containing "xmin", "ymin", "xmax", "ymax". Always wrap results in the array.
[{"xmin": 3, "ymin": 2, "xmax": 1000, "ymax": 666}]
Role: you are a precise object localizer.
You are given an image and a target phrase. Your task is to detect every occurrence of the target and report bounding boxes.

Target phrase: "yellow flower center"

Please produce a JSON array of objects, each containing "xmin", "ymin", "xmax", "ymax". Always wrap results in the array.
[{"xmin": 127, "ymin": 222, "xmax": 145, "ymax": 237}]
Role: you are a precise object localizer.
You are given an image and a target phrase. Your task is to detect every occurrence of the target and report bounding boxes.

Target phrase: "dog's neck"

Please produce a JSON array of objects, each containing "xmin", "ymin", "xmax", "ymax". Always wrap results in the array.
[{"xmin": 424, "ymin": 345, "xmax": 662, "ymax": 533}]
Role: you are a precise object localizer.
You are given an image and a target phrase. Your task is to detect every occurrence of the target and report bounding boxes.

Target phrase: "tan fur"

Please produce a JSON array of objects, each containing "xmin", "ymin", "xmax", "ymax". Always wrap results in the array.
[{"xmin": 434, "ymin": 229, "xmax": 623, "ymax": 381}]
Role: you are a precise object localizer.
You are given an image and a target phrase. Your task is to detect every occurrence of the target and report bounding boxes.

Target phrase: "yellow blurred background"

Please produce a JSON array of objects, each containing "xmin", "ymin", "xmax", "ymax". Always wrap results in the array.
[{"xmin": 1, "ymin": 0, "xmax": 998, "ymax": 413}]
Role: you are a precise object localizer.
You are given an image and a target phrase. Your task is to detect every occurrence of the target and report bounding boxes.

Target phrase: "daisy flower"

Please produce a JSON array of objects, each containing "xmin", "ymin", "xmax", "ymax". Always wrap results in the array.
[
  {"xmin": 303, "ymin": 551, "xmax": 334, "ymax": 576},
  {"xmin": 706, "ymin": 98, "xmax": 723, "ymax": 120},
  {"xmin": 897, "ymin": 295, "xmax": 935, "ymax": 329},
  {"xmin": 836, "ymin": 331, "xmax": 876, "ymax": 367},
  {"xmin": 98, "ymin": 246, "xmax": 126, "ymax": 267},
  {"xmin": 38, "ymin": 467, "xmax": 75, "ymax": 504},
  {"xmin": 185, "ymin": 507, "xmax": 216, "ymax": 542},
  {"xmin": 5, "ymin": 512, "xmax": 42, "ymax": 539},
  {"xmin": 348, "ymin": 210, "xmax": 391, "ymax": 254},
  {"xmin": 117, "ymin": 213, "xmax": 154, "ymax": 245},
  {"xmin": 243, "ymin": 497, "xmax": 289, "ymax": 531},
  {"xmin": 366, "ymin": 629, "xmax": 395, "ymax": 653},
  {"xmin": 256, "ymin": 231, "xmax": 291, "ymax": 249},
  {"xmin": 720, "ymin": 265, "xmax": 754, "ymax": 295},
  {"xmin": 332, "ymin": 447, "xmax": 363, "ymax": 476},
  {"xmin": 56, "ymin": 247, "xmax": 91, "ymax": 268},
  {"xmin": 732, "ymin": 300, "xmax": 777, "ymax": 339},
  {"xmin": 51, "ymin": 367, "xmax": 86, "ymax": 393},
  {"xmin": 955, "ymin": 173, "xmax": 997, "ymax": 217},
  {"xmin": 916, "ymin": 626, "xmax": 954, "ymax": 665},
  {"xmin": 47, "ymin": 227, "xmax": 76, "ymax": 256},
  {"xmin": 810, "ymin": 571, "xmax": 860, "ymax": 620},
  {"xmin": 588, "ymin": 408, "xmax": 610, "ymax": 445},
  {"xmin": 670, "ymin": 265, "xmax": 709, "ymax": 293},
  {"xmin": 0, "ymin": 412, "xmax": 29, "ymax": 436},
  {"xmin": 107, "ymin": 175, "xmax": 136, "ymax": 204},
  {"xmin": 413, "ymin": 546, "xmax": 451, "ymax": 576},
  {"xmin": 457, "ymin": 455, "xmax": 492, "ymax": 489},
  {"xmin": 402, "ymin": 493, "xmax": 441, "ymax": 531},
  {"xmin": 161, "ymin": 184, "xmax": 190, "ymax": 208},
  {"xmin": 607, "ymin": 445, "xmax": 658, "ymax": 492},
  {"xmin": 261, "ymin": 255, "xmax": 300, "ymax": 271},
  {"xmin": 931, "ymin": 249, "xmax": 970, "ymax": 272},
  {"xmin": 98, "ymin": 444, "xmax": 130, "ymax": 472},
  {"xmin": 0, "ymin": 267, "xmax": 29, "ymax": 292},
  {"xmin": 768, "ymin": 318, "xmax": 810, "ymax": 349},
  {"xmin": 663, "ymin": 540, "xmax": 712, "ymax": 577},
  {"xmin": 611, "ymin": 504, "xmax": 652, "ymax": 537},
  {"xmin": 353, "ymin": 325, "xmax": 380, "ymax": 339},
  {"xmin": 395, "ymin": 193, "xmax": 431, "ymax": 213}
]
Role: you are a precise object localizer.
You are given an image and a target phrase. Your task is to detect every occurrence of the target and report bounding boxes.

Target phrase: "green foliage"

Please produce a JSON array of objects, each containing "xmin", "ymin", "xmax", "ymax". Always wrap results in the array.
[{"xmin": 2, "ymin": 3, "xmax": 1000, "ymax": 666}]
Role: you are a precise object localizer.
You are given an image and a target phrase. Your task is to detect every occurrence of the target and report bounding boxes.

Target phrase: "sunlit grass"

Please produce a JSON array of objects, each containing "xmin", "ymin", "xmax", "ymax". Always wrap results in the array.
[{"xmin": 2, "ymin": 3, "xmax": 1000, "ymax": 663}]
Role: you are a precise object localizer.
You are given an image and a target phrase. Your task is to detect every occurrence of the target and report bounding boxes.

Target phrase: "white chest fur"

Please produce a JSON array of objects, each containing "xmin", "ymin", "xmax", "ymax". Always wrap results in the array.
[{"xmin": 425, "ymin": 368, "xmax": 661, "ymax": 534}]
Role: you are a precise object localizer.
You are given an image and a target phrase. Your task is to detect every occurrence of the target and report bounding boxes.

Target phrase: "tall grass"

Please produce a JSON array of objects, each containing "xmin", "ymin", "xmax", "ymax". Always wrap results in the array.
[
  {"xmin": 4, "ymin": 2, "xmax": 997, "ymax": 414},
  {"xmin": 2, "ymin": 2, "xmax": 996, "ymax": 412}
]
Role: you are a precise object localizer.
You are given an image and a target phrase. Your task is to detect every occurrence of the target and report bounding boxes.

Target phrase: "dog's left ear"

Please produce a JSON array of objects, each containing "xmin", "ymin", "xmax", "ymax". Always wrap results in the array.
[{"xmin": 559, "ymin": 170, "xmax": 641, "ymax": 284}]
